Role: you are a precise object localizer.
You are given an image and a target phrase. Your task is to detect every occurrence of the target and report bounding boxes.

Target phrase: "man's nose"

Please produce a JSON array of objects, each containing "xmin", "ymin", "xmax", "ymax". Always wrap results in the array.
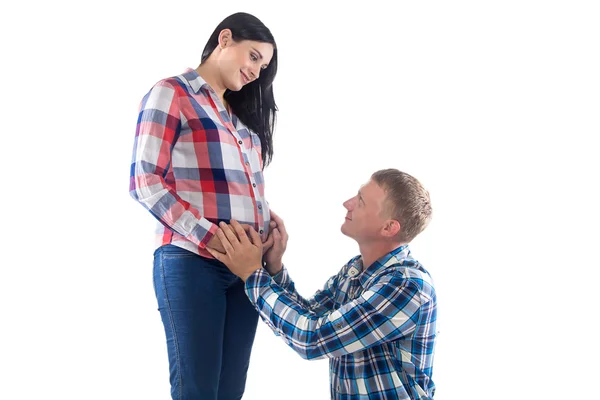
[{"xmin": 343, "ymin": 198, "xmax": 354, "ymax": 210}]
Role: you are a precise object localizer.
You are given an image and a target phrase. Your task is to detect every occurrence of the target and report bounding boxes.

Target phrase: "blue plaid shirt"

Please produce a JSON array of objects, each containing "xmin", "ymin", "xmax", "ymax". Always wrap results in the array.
[{"xmin": 245, "ymin": 246, "xmax": 437, "ymax": 399}]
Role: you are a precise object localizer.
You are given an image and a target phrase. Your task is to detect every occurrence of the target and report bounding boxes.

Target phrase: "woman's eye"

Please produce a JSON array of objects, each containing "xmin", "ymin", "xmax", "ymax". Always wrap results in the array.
[{"xmin": 250, "ymin": 54, "xmax": 258, "ymax": 62}]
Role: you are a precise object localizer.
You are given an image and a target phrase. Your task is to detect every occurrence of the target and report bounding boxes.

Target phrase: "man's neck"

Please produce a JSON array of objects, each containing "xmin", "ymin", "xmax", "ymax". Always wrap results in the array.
[{"xmin": 359, "ymin": 241, "xmax": 406, "ymax": 270}]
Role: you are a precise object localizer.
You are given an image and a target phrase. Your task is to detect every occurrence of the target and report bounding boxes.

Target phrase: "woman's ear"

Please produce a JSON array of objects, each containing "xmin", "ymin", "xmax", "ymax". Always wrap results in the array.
[{"xmin": 218, "ymin": 29, "xmax": 233, "ymax": 49}]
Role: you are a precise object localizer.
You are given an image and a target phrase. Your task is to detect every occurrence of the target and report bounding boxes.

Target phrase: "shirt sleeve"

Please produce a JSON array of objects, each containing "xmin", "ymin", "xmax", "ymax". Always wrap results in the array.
[
  {"xmin": 129, "ymin": 80, "xmax": 217, "ymax": 248},
  {"xmin": 270, "ymin": 265, "xmax": 339, "ymax": 316},
  {"xmin": 245, "ymin": 268, "xmax": 424, "ymax": 360}
]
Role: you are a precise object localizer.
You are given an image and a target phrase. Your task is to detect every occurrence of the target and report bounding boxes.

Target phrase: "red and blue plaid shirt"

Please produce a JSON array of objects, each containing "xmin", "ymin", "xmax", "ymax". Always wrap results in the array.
[
  {"xmin": 130, "ymin": 68, "xmax": 270, "ymax": 257},
  {"xmin": 245, "ymin": 246, "xmax": 437, "ymax": 399}
]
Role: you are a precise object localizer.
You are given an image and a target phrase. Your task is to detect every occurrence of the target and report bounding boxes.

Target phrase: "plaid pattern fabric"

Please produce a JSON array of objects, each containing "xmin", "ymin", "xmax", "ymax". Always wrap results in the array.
[
  {"xmin": 246, "ymin": 246, "xmax": 437, "ymax": 399},
  {"xmin": 129, "ymin": 68, "xmax": 270, "ymax": 257}
]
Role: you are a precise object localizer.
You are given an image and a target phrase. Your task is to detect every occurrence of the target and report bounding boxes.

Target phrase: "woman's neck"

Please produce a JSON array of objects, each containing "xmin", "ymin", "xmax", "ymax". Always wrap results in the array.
[{"xmin": 195, "ymin": 62, "xmax": 227, "ymax": 105}]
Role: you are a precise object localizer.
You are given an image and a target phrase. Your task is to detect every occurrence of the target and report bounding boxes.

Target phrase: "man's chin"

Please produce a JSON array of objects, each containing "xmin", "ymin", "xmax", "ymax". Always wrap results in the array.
[{"xmin": 340, "ymin": 223, "xmax": 351, "ymax": 237}]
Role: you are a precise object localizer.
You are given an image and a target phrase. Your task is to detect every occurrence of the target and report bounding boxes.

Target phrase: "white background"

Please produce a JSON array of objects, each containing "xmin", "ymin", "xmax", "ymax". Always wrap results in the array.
[{"xmin": 1, "ymin": 1, "xmax": 599, "ymax": 399}]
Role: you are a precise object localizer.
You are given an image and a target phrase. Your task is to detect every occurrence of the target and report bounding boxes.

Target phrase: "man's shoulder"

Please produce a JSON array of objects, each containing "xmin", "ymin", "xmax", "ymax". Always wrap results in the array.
[{"xmin": 374, "ymin": 262, "xmax": 436, "ymax": 300}]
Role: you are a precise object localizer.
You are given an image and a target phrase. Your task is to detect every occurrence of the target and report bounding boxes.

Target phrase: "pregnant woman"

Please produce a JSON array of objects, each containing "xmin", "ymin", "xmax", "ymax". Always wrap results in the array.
[{"xmin": 129, "ymin": 12, "xmax": 278, "ymax": 400}]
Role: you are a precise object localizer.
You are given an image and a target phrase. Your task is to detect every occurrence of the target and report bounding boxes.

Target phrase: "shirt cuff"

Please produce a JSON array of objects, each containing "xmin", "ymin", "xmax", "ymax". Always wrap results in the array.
[
  {"xmin": 244, "ymin": 268, "xmax": 284, "ymax": 337},
  {"xmin": 271, "ymin": 264, "xmax": 291, "ymax": 288},
  {"xmin": 197, "ymin": 222, "xmax": 219, "ymax": 249},
  {"xmin": 244, "ymin": 268, "xmax": 272, "ymax": 303}
]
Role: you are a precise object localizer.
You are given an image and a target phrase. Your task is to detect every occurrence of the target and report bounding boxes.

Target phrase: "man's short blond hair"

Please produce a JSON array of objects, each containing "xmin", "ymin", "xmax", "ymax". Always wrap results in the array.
[{"xmin": 371, "ymin": 169, "xmax": 432, "ymax": 243}]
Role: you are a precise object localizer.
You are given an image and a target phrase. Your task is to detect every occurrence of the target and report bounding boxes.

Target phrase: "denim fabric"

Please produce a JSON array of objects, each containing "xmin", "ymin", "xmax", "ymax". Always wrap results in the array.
[{"xmin": 153, "ymin": 244, "xmax": 259, "ymax": 400}]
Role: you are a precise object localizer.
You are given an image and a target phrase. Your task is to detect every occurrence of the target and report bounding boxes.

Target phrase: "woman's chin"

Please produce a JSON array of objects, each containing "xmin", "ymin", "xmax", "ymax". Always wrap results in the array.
[{"xmin": 226, "ymin": 80, "xmax": 244, "ymax": 92}]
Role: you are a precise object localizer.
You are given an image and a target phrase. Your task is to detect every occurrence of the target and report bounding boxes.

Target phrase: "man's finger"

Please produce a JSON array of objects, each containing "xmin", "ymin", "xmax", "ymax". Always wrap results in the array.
[
  {"xmin": 269, "ymin": 210, "xmax": 281, "ymax": 221},
  {"xmin": 247, "ymin": 226, "xmax": 262, "ymax": 247},
  {"xmin": 206, "ymin": 247, "xmax": 224, "ymax": 262},
  {"xmin": 262, "ymin": 233, "xmax": 274, "ymax": 250},
  {"xmin": 216, "ymin": 227, "xmax": 235, "ymax": 254},
  {"xmin": 240, "ymin": 223, "xmax": 253, "ymax": 235},
  {"xmin": 218, "ymin": 222, "xmax": 239, "ymax": 245},
  {"xmin": 272, "ymin": 216, "xmax": 288, "ymax": 241},
  {"xmin": 231, "ymin": 220, "xmax": 251, "ymax": 245},
  {"xmin": 270, "ymin": 211, "xmax": 285, "ymax": 230},
  {"xmin": 273, "ymin": 228, "xmax": 284, "ymax": 249}
]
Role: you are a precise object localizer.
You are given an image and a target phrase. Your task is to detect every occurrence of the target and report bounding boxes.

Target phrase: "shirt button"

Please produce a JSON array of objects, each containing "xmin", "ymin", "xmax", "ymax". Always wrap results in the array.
[
  {"xmin": 245, "ymin": 161, "xmax": 249, "ymax": 165},
  {"xmin": 260, "ymin": 229, "xmax": 264, "ymax": 234},
  {"xmin": 238, "ymin": 140, "xmax": 243, "ymax": 145},
  {"xmin": 252, "ymin": 183, "xmax": 256, "ymax": 187},
  {"xmin": 258, "ymin": 205, "xmax": 262, "ymax": 210}
]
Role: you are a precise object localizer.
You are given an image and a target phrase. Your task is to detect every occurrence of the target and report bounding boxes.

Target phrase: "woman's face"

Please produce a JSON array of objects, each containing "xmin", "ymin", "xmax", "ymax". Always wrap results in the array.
[{"xmin": 217, "ymin": 30, "xmax": 274, "ymax": 92}]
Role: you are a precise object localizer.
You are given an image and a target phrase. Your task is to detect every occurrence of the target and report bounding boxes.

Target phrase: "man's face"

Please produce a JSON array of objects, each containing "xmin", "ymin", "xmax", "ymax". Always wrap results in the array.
[{"xmin": 341, "ymin": 180, "xmax": 389, "ymax": 243}]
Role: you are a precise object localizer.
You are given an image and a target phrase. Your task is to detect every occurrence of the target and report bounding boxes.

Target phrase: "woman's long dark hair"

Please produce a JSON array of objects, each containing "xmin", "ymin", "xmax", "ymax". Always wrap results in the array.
[{"xmin": 201, "ymin": 12, "xmax": 278, "ymax": 168}]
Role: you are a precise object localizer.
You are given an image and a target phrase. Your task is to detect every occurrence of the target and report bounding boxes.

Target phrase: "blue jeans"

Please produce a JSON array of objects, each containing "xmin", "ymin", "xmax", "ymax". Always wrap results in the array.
[{"xmin": 153, "ymin": 244, "xmax": 259, "ymax": 400}]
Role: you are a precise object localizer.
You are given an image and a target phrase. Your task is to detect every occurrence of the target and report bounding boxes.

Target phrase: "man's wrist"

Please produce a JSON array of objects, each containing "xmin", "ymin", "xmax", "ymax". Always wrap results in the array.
[
  {"xmin": 264, "ymin": 260, "xmax": 283, "ymax": 276},
  {"xmin": 241, "ymin": 264, "xmax": 263, "ymax": 282}
]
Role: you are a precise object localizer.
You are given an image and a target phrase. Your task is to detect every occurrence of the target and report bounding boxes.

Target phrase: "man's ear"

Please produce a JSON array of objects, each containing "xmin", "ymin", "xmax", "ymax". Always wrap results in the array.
[{"xmin": 382, "ymin": 220, "xmax": 401, "ymax": 238}]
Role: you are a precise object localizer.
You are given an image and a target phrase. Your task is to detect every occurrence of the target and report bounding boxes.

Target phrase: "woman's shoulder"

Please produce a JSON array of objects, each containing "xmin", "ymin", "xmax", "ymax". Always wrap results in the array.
[{"xmin": 150, "ymin": 74, "xmax": 187, "ymax": 92}]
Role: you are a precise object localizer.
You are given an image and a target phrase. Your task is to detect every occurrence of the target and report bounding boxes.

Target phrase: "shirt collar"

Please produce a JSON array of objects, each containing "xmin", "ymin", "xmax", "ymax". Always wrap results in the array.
[
  {"xmin": 180, "ymin": 68, "xmax": 235, "ymax": 124},
  {"xmin": 181, "ymin": 67, "xmax": 211, "ymax": 94},
  {"xmin": 357, "ymin": 245, "xmax": 413, "ymax": 287}
]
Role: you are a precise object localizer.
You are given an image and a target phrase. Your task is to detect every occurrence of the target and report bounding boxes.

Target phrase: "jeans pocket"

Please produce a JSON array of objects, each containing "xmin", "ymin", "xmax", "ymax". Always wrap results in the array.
[{"xmin": 158, "ymin": 244, "xmax": 198, "ymax": 259}]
